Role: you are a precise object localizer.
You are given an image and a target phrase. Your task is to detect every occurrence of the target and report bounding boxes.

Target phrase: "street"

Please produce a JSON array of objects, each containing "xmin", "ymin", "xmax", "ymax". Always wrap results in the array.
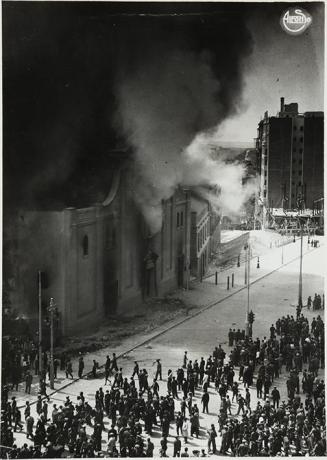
[{"xmin": 6, "ymin": 234, "xmax": 324, "ymax": 456}]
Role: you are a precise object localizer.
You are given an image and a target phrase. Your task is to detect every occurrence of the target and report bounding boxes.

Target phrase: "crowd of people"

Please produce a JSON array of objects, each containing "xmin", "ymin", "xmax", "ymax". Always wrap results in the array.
[
  {"xmin": 307, "ymin": 294, "xmax": 324, "ymax": 311},
  {"xmin": 1, "ymin": 308, "xmax": 325, "ymax": 458},
  {"xmin": 1, "ymin": 337, "xmax": 39, "ymax": 389}
]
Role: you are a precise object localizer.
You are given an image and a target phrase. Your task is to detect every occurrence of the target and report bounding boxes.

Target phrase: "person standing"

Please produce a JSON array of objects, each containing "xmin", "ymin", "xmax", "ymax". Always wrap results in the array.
[
  {"xmin": 111, "ymin": 353, "xmax": 118, "ymax": 372},
  {"xmin": 207, "ymin": 424, "xmax": 217, "ymax": 454},
  {"xmin": 26, "ymin": 414, "xmax": 34, "ymax": 440},
  {"xmin": 40, "ymin": 379, "xmax": 50, "ymax": 401},
  {"xmin": 173, "ymin": 436, "xmax": 182, "ymax": 457},
  {"xmin": 25, "ymin": 371, "xmax": 33, "ymax": 394},
  {"xmin": 42, "ymin": 401, "xmax": 49, "ymax": 422},
  {"xmin": 92, "ymin": 360, "xmax": 98, "ymax": 379},
  {"xmin": 146, "ymin": 438, "xmax": 154, "ymax": 457},
  {"xmin": 155, "ymin": 359, "xmax": 162, "ymax": 381},
  {"xmin": 132, "ymin": 361, "xmax": 139, "ymax": 378},
  {"xmin": 201, "ymin": 390, "xmax": 209, "ymax": 414},
  {"xmin": 245, "ymin": 388, "xmax": 251, "ymax": 413},
  {"xmin": 182, "ymin": 417, "xmax": 189, "ymax": 444},
  {"xmin": 271, "ymin": 386, "xmax": 280, "ymax": 408},
  {"xmin": 183, "ymin": 352, "xmax": 188, "ymax": 369},
  {"xmin": 171, "ymin": 376, "xmax": 178, "ymax": 399},
  {"xmin": 78, "ymin": 357, "xmax": 84, "ymax": 379},
  {"xmin": 65, "ymin": 359, "xmax": 73, "ymax": 379}
]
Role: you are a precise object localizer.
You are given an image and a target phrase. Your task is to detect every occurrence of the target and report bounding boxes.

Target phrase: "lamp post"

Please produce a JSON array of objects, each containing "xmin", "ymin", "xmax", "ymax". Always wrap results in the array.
[
  {"xmin": 297, "ymin": 218, "xmax": 305, "ymax": 311},
  {"xmin": 38, "ymin": 270, "xmax": 43, "ymax": 390},
  {"xmin": 47, "ymin": 298, "xmax": 57, "ymax": 390},
  {"xmin": 244, "ymin": 242, "xmax": 251, "ymax": 337}
]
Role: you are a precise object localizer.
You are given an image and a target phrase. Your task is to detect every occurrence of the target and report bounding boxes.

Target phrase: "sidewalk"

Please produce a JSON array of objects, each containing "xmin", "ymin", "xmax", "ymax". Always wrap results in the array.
[{"xmin": 8, "ymin": 236, "xmax": 323, "ymax": 408}]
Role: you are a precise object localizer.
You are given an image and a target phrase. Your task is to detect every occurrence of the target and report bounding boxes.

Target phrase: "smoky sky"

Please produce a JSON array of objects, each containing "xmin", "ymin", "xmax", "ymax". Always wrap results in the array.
[
  {"xmin": 2, "ymin": 2, "xmax": 253, "ymax": 212},
  {"xmin": 2, "ymin": 2, "xmax": 322, "ymax": 214}
]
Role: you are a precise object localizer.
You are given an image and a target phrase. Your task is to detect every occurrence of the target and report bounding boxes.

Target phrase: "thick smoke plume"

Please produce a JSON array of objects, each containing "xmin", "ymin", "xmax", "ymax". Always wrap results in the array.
[
  {"xmin": 3, "ymin": 4, "xmax": 255, "ymax": 219},
  {"xmin": 115, "ymin": 17, "xmax": 256, "ymax": 233}
]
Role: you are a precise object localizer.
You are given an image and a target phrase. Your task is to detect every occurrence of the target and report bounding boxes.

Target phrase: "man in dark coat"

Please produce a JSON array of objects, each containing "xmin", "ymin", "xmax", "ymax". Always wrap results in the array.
[
  {"xmin": 173, "ymin": 436, "xmax": 182, "ymax": 457},
  {"xmin": 201, "ymin": 390, "xmax": 209, "ymax": 414}
]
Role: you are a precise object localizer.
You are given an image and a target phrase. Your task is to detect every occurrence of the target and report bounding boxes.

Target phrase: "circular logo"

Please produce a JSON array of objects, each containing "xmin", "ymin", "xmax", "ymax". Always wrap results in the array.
[{"xmin": 280, "ymin": 7, "xmax": 312, "ymax": 35}]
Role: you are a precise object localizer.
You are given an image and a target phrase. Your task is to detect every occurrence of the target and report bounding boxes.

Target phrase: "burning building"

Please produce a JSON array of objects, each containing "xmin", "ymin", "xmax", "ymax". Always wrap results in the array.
[{"xmin": 4, "ymin": 151, "xmax": 221, "ymax": 336}]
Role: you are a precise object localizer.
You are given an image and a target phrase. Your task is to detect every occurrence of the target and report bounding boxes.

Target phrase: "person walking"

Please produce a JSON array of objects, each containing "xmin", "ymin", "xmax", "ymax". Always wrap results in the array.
[
  {"xmin": 13, "ymin": 408, "xmax": 23, "ymax": 432},
  {"xmin": 236, "ymin": 394, "xmax": 246, "ymax": 415},
  {"xmin": 24, "ymin": 401, "xmax": 31, "ymax": 421}
]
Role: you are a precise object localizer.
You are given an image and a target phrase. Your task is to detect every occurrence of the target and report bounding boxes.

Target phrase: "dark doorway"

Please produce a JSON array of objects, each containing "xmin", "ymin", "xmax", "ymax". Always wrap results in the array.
[
  {"xmin": 104, "ymin": 280, "xmax": 118, "ymax": 315},
  {"xmin": 177, "ymin": 254, "xmax": 184, "ymax": 288}
]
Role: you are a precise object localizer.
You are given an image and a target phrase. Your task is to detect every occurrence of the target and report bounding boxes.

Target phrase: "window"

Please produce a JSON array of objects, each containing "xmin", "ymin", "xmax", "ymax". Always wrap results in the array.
[
  {"xmin": 180, "ymin": 211, "xmax": 184, "ymax": 227},
  {"xmin": 299, "ymin": 148, "xmax": 303, "ymax": 154},
  {"xmin": 299, "ymin": 170, "xmax": 302, "ymax": 176},
  {"xmin": 300, "ymin": 137, "xmax": 303, "ymax": 143},
  {"xmin": 105, "ymin": 225, "xmax": 116, "ymax": 250},
  {"xmin": 293, "ymin": 125, "xmax": 297, "ymax": 130},
  {"xmin": 177, "ymin": 212, "xmax": 180, "ymax": 228},
  {"xmin": 298, "ymin": 181, "xmax": 302, "ymax": 186},
  {"xmin": 293, "ymin": 148, "xmax": 296, "ymax": 153},
  {"xmin": 292, "ymin": 181, "xmax": 295, "ymax": 185},
  {"xmin": 292, "ymin": 158, "xmax": 296, "ymax": 163},
  {"xmin": 264, "ymin": 191, "xmax": 267, "ymax": 198},
  {"xmin": 299, "ymin": 159, "xmax": 302, "ymax": 164},
  {"xmin": 300, "ymin": 126, "xmax": 304, "ymax": 131},
  {"xmin": 264, "ymin": 180, "xmax": 267, "ymax": 186},
  {"xmin": 82, "ymin": 235, "xmax": 89, "ymax": 257},
  {"xmin": 264, "ymin": 170, "xmax": 267, "ymax": 177},
  {"xmin": 293, "ymin": 137, "xmax": 296, "ymax": 142}
]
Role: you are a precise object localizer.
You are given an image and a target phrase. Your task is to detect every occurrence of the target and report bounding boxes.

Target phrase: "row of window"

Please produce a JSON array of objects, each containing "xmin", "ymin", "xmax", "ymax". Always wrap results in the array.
[
  {"xmin": 293, "ymin": 125, "xmax": 304, "ymax": 131},
  {"xmin": 293, "ymin": 148, "xmax": 303, "ymax": 154},
  {"xmin": 197, "ymin": 220, "xmax": 210, "ymax": 252},
  {"xmin": 293, "ymin": 137, "xmax": 303, "ymax": 143},
  {"xmin": 176, "ymin": 211, "xmax": 184, "ymax": 228}
]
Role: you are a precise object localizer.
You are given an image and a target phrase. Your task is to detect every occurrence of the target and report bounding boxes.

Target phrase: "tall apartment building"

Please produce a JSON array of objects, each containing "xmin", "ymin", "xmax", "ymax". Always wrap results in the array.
[{"xmin": 256, "ymin": 98, "xmax": 323, "ymax": 225}]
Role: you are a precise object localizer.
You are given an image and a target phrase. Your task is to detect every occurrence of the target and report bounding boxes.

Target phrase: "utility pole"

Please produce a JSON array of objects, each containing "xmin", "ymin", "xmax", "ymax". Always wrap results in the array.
[
  {"xmin": 38, "ymin": 270, "xmax": 43, "ymax": 389},
  {"xmin": 48, "ymin": 298, "xmax": 56, "ymax": 390},
  {"xmin": 244, "ymin": 246, "xmax": 247, "ymax": 285}
]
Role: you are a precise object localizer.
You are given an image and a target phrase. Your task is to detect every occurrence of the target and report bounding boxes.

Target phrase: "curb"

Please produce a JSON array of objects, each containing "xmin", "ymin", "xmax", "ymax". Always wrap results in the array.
[{"xmin": 16, "ymin": 244, "xmax": 321, "ymax": 408}]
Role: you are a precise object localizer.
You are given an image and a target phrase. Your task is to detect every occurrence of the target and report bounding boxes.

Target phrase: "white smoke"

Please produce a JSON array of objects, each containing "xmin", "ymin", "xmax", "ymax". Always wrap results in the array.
[{"xmin": 115, "ymin": 47, "xmax": 258, "ymax": 233}]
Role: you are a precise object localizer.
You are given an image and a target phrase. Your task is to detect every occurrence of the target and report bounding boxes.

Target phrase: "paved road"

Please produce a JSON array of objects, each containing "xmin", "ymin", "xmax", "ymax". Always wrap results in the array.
[{"xmin": 10, "ymin": 241, "xmax": 324, "ymax": 455}]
